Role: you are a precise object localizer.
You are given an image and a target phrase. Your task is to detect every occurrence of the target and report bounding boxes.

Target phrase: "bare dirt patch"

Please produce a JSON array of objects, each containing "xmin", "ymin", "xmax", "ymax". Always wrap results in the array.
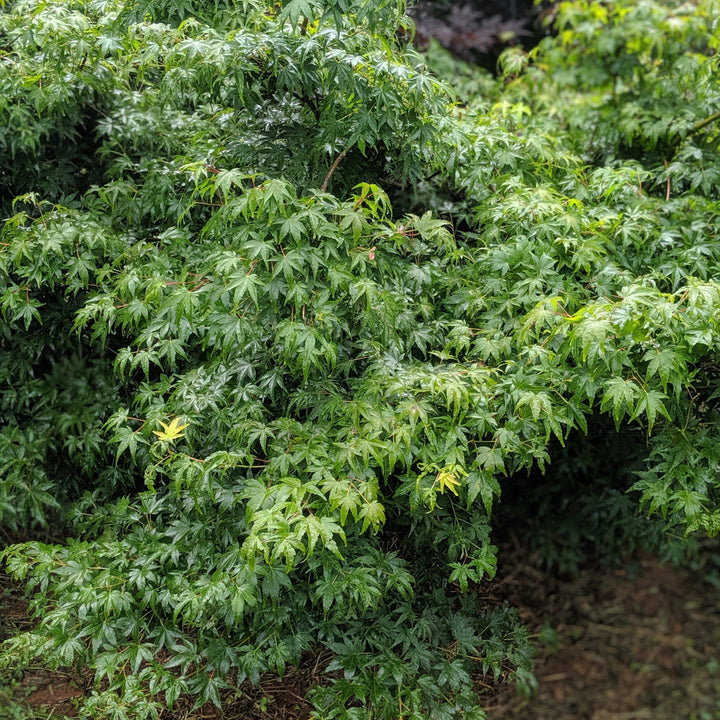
[{"xmin": 484, "ymin": 551, "xmax": 720, "ymax": 720}]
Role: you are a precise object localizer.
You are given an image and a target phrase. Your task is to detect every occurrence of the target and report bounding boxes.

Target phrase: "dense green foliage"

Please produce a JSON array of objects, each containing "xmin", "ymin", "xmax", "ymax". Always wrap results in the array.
[{"xmin": 1, "ymin": 0, "xmax": 720, "ymax": 716}]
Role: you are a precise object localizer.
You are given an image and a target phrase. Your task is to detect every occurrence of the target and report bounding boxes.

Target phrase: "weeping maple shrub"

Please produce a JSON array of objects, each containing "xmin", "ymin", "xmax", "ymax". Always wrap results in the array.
[{"xmin": 1, "ymin": 0, "xmax": 720, "ymax": 717}]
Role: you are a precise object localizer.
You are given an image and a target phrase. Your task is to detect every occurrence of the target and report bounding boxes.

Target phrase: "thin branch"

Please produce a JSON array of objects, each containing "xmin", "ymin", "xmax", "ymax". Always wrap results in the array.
[
  {"xmin": 667, "ymin": 110, "xmax": 720, "ymax": 151},
  {"xmin": 693, "ymin": 110, "xmax": 720, "ymax": 134},
  {"xmin": 320, "ymin": 149, "xmax": 348, "ymax": 192}
]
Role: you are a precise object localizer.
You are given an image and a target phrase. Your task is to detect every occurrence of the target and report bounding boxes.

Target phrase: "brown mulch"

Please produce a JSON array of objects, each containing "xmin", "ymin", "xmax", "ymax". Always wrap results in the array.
[
  {"xmin": 484, "ymin": 549, "xmax": 720, "ymax": 720},
  {"xmin": 2, "ymin": 546, "xmax": 719, "ymax": 720}
]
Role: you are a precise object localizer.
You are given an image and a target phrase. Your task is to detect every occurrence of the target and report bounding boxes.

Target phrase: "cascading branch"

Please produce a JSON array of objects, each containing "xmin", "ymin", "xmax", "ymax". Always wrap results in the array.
[{"xmin": 1, "ymin": 0, "xmax": 719, "ymax": 717}]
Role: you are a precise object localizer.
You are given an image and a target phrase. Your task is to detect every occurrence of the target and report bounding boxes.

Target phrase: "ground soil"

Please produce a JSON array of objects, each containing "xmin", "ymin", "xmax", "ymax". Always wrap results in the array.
[
  {"xmin": 484, "ymin": 547, "xmax": 720, "ymax": 720},
  {"xmin": 2, "ymin": 543, "xmax": 719, "ymax": 720}
]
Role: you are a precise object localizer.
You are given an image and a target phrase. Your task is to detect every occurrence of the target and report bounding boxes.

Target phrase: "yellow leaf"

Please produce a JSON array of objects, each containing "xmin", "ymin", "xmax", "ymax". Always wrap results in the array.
[
  {"xmin": 152, "ymin": 417, "xmax": 189, "ymax": 442},
  {"xmin": 436, "ymin": 466, "xmax": 462, "ymax": 496}
]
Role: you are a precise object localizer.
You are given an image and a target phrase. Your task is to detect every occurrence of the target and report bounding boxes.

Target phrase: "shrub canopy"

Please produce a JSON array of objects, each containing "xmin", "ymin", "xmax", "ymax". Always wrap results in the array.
[{"xmin": 1, "ymin": 0, "xmax": 720, "ymax": 717}]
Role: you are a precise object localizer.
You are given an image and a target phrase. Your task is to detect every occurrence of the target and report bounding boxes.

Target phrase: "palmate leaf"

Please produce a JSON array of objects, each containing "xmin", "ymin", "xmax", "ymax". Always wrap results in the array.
[
  {"xmin": 436, "ymin": 465, "xmax": 465, "ymax": 496},
  {"xmin": 600, "ymin": 377, "xmax": 640, "ymax": 429},
  {"xmin": 278, "ymin": 0, "xmax": 317, "ymax": 26},
  {"xmin": 358, "ymin": 499, "xmax": 385, "ymax": 532},
  {"xmin": 629, "ymin": 387, "xmax": 671, "ymax": 434},
  {"xmin": 152, "ymin": 417, "xmax": 189, "ymax": 442},
  {"xmin": 643, "ymin": 346, "xmax": 686, "ymax": 394},
  {"xmin": 515, "ymin": 390, "xmax": 553, "ymax": 421}
]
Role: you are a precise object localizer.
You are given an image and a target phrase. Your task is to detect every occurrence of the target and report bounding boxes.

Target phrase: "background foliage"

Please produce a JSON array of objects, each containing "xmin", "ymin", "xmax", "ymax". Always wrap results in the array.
[{"xmin": 1, "ymin": 0, "xmax": 720, "ymax": 717}]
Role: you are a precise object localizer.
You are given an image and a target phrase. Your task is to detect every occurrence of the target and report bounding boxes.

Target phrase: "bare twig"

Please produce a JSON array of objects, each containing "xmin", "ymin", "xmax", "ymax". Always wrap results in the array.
[
  {"xmin": 693, "ymin": 110, "xmax": 720, "ymax": 133},
  {"xmin": 320, "ymin": 149, "xmax": 348, "ymax": 192}
]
